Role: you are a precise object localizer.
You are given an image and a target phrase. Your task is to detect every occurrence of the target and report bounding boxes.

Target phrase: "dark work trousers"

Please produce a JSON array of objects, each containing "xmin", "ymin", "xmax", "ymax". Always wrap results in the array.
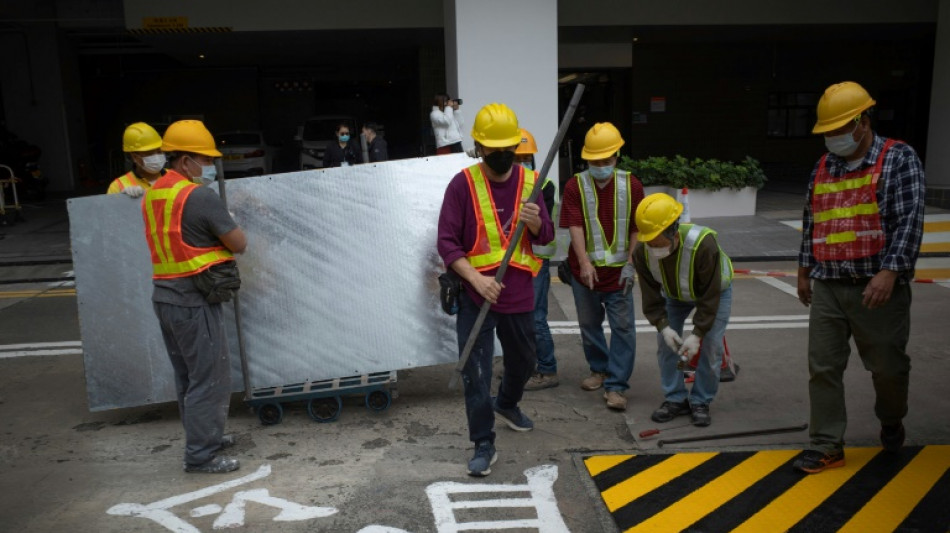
[
  {"xmin": 153, "ymin": 301, "xmax": 232, "ymax": 466},
  {"xmin": 456, "ymin": 291, "xmax": 537, "ymax": 445}
]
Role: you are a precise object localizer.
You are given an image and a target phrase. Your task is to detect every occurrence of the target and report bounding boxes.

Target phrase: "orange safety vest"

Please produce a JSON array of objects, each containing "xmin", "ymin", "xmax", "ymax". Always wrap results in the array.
[
  {"xmin": 142, "ymin": 171, "xmax": 234, "ymax": 279},
  {"xmin": 108, "ymin": 171, "xmax": 148, "ymax": 194},
  {"xmin": 463, "ymin": 164, "xmax": 542, "ymax": 276},
  {"xmin": 811, "ymin": 139, "xmax": 895, "ymax": 261}
]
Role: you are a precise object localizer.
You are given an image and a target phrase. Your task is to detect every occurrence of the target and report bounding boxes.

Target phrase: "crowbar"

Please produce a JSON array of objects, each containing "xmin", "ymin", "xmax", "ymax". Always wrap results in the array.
[{"xmin": 657, "ymin": 423, "xmax": 808, "ymax": 448}]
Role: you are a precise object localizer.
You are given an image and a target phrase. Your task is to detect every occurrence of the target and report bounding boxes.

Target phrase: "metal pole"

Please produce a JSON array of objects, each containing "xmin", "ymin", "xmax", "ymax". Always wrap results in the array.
[
  {"xmin": 217, "ymin": 175, "xmax": 253, "ymax": 401},
  {"xmin": 449, "ymin": 83, "xmax": 586, "ymax": 388},
  {"xmin": 657, "ymin": 423, "xmax": 808, "ymax": 448}
]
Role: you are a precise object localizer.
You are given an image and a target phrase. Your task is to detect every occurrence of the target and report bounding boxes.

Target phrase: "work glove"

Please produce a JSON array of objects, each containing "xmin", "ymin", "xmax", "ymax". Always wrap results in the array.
[
  {"xmin": 661, "ymin": 326, "xmax": 683, "ymax": 353},
  {"xmin": 680, "ymin": 334, "xmax": 701, "ymax": 358},
  {"xmin": 619, "ymin": 262, "xmax": 635, "ymax": 296},
  {"xmin": 122, "ymin": 185, "xmax": 145, "ymax": 198},
  {"xmin": 465, "ymin": 147, "xmax": 478, "ymax": 159}
]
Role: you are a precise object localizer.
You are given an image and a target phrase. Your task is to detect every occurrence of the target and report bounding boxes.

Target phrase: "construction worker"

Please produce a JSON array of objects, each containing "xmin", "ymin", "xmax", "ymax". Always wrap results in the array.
[
  {"xmin": 144, "ymin": 120, "xmax": 247, "ymax": 474},
  {"xmin": 633, "ymin": 193, "xmax": 733, "ymax": 427},
  {"xmin": 437, "ymin": 103, "xmax": 554, "ymax": 476},
  {"xmin": 516, "ymin": 129, "xmax": 560, "ymax": 391},
  {"xmin": 794, "ymin": 82, "xmax": 925, "ymax": 474},
  {"xmin": 560, "ymin": 122, "xmax": 643, "ymax": 411},
  {"xmin": 107, "ymin": 122, "xmax": 166, "ymax": 197}
]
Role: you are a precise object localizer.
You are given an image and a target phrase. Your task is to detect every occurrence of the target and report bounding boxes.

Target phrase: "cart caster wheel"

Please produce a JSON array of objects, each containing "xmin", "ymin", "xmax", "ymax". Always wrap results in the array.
[
  {"xmin": 258, "ymin": 403, "xmax": 283, "ymax": 425},
  {"xmin": 307, "ymin": 396, "xmax": 342, "ymax": 422},
  {"xmin": 365, "ymin": 389, "xmax": 391, "ymax": 412}
]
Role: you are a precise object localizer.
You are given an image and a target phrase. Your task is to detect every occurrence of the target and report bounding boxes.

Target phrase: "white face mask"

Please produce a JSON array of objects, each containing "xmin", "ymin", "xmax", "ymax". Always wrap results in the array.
[
  {"xmin": 648, "ymin": 244, "xmax": 672, "ymax": 259},
  {"xmin": 140, "ymin": 153, "xmax": 166, "ymax": 174},
  {"xmin": 824, "ymin": 122, "xmax": 865, "ymax": 158}
]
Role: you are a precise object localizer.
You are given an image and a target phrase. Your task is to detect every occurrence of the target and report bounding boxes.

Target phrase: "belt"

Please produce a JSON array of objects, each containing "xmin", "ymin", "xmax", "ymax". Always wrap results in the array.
[{"xmin": 827, "ymin": 276, "xmax": 873, "ymax": 285}]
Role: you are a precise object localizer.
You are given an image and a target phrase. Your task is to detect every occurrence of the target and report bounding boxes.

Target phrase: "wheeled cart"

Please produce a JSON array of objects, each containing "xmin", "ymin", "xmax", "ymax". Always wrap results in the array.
[{"xmin": 247, "ymin": 370, "xmax": 398, "ymax": 425}]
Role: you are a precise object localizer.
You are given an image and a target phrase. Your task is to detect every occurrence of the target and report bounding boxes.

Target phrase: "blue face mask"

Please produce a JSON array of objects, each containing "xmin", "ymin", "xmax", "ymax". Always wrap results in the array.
[
  {"xmin": 522, "ymin": 161, "xmax": 534, "ymax": 170},
  {"xmin": 199, "ymin": 164, "xmax": 217, "ymax": 185},
  {"xmin": 589, "ymin": 165, "xmax": 614, "ymax": 180},
  {"xmin": 339, "ymin": 134, "xmax": 350, "ymax": 142}
]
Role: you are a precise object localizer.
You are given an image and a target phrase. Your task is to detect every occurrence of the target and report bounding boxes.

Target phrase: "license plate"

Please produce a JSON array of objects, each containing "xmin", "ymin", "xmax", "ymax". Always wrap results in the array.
[{"xmin": 224, "ymin": 154, "xmax": 242, "ymax": 161}]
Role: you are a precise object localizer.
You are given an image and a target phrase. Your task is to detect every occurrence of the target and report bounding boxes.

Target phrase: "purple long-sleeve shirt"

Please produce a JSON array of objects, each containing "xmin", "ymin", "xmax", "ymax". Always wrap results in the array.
[{"xmin": 437, "ymin": 163, "xmax": 554, "ymax": 313}]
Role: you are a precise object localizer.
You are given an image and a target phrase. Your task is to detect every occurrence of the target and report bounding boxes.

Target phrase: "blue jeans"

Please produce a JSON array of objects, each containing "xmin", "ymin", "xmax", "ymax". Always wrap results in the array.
[
  {"xmin": 569, "ymin": 279, "xmax": 636, "ymax": 392},
  {"xmin": 533, "ymin": 260, "xmax": 556, "ymax": 374},
  {"xmin": 656, "ymin": 286, "xmax": 732, "ymax": 406}
]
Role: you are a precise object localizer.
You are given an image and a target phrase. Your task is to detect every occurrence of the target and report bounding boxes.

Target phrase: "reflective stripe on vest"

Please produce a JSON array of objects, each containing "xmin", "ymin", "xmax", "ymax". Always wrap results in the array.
[
  {"xmin": 532, "ymin": 177, "xmax": 559, "ymax": 259},
  {"xmin": 112, "ymin": 171, "xmax": 148, "ymax": 192},
  {"xmin": 578, "ymin": 170, "xmax": 630, "ymax": 266},
  {"xmin": 142, "ymin": 172, "xmax": 234, "ymax": 279},
  {"xmin": 463, "ymin": 164, "xmax": 542, "ymax": 276},
  {"xmin": 645, "ymin": 224, "xmax": 733, "ymax": 302},
  {"xmin": 810, "ymin": 139, "xmax": 895, "ymax": 261}
]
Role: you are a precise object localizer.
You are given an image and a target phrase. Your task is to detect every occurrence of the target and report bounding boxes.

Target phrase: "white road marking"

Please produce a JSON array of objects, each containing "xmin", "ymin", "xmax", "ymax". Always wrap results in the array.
[
  {"xmin": 0, "ymin": 349, "xmax": 83, "ymax": 358},
  {"xmin": 0, "ymin": 340, "xmax": 81, "ymax": 350},
  {"xmin": 756, "ymin": 275, "xmax": 800, "ymax": 297}
]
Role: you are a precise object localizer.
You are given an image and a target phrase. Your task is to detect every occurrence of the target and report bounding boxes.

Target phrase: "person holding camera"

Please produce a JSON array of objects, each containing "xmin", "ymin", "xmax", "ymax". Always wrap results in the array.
[
  {"xmin": 144, "ymin": 120, "xmax": 247, "ymax": 474},
  {"xmin": 431, "ymin": 94, "xmax": 464, "ymax": 154}
]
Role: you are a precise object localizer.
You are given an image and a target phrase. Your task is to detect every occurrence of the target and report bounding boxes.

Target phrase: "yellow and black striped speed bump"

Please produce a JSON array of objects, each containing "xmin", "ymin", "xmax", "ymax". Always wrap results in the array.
[{"xmin": 584, "ymin": 446, "xmax": 950, "ymax": 532}]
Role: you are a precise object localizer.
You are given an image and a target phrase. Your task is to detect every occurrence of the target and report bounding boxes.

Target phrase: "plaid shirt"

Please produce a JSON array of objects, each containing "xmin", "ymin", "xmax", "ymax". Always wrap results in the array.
[{"xmin": 799, "ymin": 133, "xmax": 925, "ymax": 281}]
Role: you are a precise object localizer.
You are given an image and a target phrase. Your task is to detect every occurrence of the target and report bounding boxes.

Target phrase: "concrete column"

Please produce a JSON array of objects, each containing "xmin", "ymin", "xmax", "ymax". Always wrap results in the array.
[
  {"xmin": 926, "ymin": 0, "xmax": 950, "ymax": 206},
  {"xmin": 443, "ymin": 0, "xmax": 559, "ymax": 182}
]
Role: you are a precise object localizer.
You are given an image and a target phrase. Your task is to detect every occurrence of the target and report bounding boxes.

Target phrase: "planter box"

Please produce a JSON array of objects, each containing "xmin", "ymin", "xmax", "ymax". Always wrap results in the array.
[
  {"xmin": 643, "ymin": 185, "xmax": 673, "ymax": 197},
  {"xmin": 677, "ymin": 186, "xmax": 757, "ymax": 219}
]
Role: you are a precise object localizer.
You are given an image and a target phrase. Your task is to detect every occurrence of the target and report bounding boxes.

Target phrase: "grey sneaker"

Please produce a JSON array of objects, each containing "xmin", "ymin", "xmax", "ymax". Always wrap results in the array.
[
  {"xmin": 524, "ymin": 372, "xmax": 559, "ymax": 391},
  {"xmin": 492, "ymin": 397, "xmax": 534, "ymax": 432},
  {"xmin": 184, "ymin": 456, "xmax": 240, "ymax": 474},
  {"xmin": 691, "ymin": 403, "xmax": 711, "ymax": 427},
  {"xmin": 467, "ymin": 441, "xmax": 497, "ymax": 477},
  {"xmin": 651, "ymin": 399, "xmax": 691, "ymax": 423}
]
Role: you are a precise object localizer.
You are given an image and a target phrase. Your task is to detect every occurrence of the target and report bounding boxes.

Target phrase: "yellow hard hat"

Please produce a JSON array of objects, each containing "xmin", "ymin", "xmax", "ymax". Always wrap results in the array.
[
  {"xmin": 161, "ymin": 120, "xmax": 222, "ymax": 157},
  {"xmin": 516, "ymin": 128, "xmax": 538, "ymax": 155},
  {"xmin": 581, "ymin": 122, "xmax": 625, "ymax": 160},
  {"xmin": 122, "ymin": 122, "xmax": 162, "ymax": 153},
  {"xmin": 636, "ymin": 193, "xmax": 684, "ymax": 242},
  {"xmin": 471, "ymin": 103, "xmax": 521, "ymax": 148},
  {"xmin": 812, "ymin": 82, "xmax": 876, "ymax": 134}
]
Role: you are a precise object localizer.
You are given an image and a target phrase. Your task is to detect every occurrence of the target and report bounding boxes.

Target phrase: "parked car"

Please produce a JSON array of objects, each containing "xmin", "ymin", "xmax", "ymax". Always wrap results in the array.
[
  {"xmin": 296, "ymin": 115, "xmax": 358, "ymax": 169},
  {"xmin": 218, "ymin": 130, "xmax": 272, "ymax": 178}
]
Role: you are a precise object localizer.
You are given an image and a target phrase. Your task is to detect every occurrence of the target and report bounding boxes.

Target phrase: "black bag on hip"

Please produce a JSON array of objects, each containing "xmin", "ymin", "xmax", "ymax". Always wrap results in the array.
[
  {"xmin": 194, "ymin": 261, "xmax": 241, "ymax": 304},
  {"xmin": 438, "ymin": 271, "xmax": 461, "ymax": 315},
  {"xmin": 557, "ymin": 261, "xmax": 573, "ymax": 285}
]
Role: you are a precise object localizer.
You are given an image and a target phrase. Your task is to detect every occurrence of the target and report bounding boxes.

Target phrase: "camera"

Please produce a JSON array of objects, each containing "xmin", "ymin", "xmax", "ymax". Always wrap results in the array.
[{"xmin": 453, "ymin": 98, "xmax": 463, "ymax": 105}]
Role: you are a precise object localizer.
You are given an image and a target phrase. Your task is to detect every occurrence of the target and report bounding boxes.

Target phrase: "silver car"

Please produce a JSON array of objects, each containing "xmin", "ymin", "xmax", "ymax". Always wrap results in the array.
[{"xmin": 219, "ymin": 131, "xmax": 272, "ymax": 178}]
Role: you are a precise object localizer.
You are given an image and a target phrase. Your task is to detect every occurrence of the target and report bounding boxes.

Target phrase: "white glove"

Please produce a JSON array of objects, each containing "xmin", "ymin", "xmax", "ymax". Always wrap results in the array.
[
  {"xmin": 661, "ymin": 326, "xmax": 683, "ymax": 353},
  {"xmin": 680, "ymin": 334, "xmax": 701, "ymax": 358},
  {"xmin": 619, "ymin": 263, "xmax": 635, "ymax": 295},
  {"xmin": 122, "ymin": 185, "xmax": 145, "ymax": 198}
]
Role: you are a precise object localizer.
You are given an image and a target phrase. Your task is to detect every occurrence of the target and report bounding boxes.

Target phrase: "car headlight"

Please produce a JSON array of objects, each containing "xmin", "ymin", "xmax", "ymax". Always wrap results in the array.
[{"xmin": 304, "ymin": 148, "xmax": 322, "ymax": 158}]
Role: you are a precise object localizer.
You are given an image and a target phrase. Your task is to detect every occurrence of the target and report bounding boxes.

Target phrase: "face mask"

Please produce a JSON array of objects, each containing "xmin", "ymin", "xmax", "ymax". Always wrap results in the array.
[
  {"xmin": 140, "ymin": 153, "xmax": 166, "ymax": 174},
  {"xmin": 648, "ymin": 244, "xmax": 672, "ymax": 259},
  {"xmin": 199, "ymin": 164, "xmax": 217, "ymax": 185},
  {"xmin": 589, "ymin": 165, "xmax": 614, "ymax": 180},
  {"xmin": 339, "ymin": 134, "xmax": 350, "ymax": 142},
  {"xmin": 824, "ymin": 122, "xmax": 865, "ymax": 157},
  {"xmin": 521, "ymin": 161, "xmax": 534, "ymax": 170},
  {"xmin": 483, "ymin": 150, "xmax": 515, "ymax": 175}
]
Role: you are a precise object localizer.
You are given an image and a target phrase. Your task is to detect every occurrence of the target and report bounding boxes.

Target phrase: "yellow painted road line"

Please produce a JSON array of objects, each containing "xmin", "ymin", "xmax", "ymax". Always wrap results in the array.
[
  {"xmin": 924, "ymin": 221, "xmax": 950, "ymax": 232},
  {"xmin": 584, "ymin": 455, "xmax": 634, "ymax": 477},
  {"xmin": 731, "ymin": 447, "xmax": 880, "ymax": 533},
  {"xmin": 915, "ymin": 268, "xmax": 950, "ymax": 280},
  {"xmin": 921, "ymin": 242, "xmax": 950, "ymax": 253},
  {"xmin": 628, "ymin": 450, "xmax": 798, "ymax": 533},
  {"xmin": 0, "ymin": 289, "xmax": 76, "ymax": 299},
  {"xmin": 839, "ymin": 445, "xmax": 950, "ymax": 533},
  {"xmin": 603, "ymin": 453, "xmax": 718, "ymax": 513}
]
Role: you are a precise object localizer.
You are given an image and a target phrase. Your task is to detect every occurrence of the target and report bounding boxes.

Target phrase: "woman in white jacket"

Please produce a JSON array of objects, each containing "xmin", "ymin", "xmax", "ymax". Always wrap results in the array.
[{"xmin": 430, "ymin": 94, "xmax": 464, "ymax": 154}]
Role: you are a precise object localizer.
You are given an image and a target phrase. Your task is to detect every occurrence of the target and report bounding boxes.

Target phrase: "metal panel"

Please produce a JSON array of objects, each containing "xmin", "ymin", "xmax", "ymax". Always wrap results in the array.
[{"xmin": 69, "ymin": 154, "xmax": 477, "ymax": 411}]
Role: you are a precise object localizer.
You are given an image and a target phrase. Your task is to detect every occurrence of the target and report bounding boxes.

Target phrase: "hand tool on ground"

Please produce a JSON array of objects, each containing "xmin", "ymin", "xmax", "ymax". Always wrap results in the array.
[
  {"xmin": 217, "ymin": 172, "xmax": 253, "ymax": 401},
  {"xmin": 449, "ymin": 83, "xmax": 586, "ymax": 389},
  {"xmin": 657, "ymin": 423, "xmax": 808, "ymax": 448},
  {"xmin": 639, "ymin": 421, "xmax": 695, "ymax": 438}
]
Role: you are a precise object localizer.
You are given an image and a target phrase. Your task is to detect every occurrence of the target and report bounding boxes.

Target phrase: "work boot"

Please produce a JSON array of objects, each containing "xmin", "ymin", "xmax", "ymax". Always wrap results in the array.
[
  {"xmin": 467, "ymin": 441, "xmax": 497, "ymax": 477},
  {"xmin": 691, "ymin": 403, "xmax": 711, "ymax": 427},
  {"xmin": 651, "ymin": 399, "xmax": 691, "ymax": 423},
  {"xmin": 184, "ymin": 456, "xmax": 240, "ymax": 474},
  {"xmin": 604, "ymin": 390, "xmax": 627, "ymax": 411},
  {"xmin": 793, "ymin": 449, "xmax": 845, "ymax": 474},
  {"xmin": 492, "ymin": 397, "xmax": 534, "ymax": 432},
  {"xmin": 880, "ymin": 423, "xmax": 905, "ymax": 453},
  {"xmin": 524, "ymin": 372, "xmax": 559, "ymax": 391},
  {"xmin": 580, "ymin": 372, "xmax": 608, "ymax": 391}
]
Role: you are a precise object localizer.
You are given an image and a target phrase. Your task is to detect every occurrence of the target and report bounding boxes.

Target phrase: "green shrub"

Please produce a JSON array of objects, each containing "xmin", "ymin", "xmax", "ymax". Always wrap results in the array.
[{"xmin": 617, "ymin": 155, "xmax": 767, "ymax": 191}]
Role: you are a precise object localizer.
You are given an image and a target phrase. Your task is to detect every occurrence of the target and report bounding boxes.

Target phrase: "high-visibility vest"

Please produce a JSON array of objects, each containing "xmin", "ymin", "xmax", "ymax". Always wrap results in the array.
[
  {"xmin": 532, "ymin": 177, "xmax": 559, "ymax": 259},
  {"xmin": 463, "ymin": 164, "xmax": 542, "ymax": 276},
  {"xmin": 577, "ymin": 169, "xmax": 631, "ymax": 267},
  {"xmin": 811, "ymin": 139, "xmax": 895, "ymax": 261},
  {"xmin": 107, "ymin": 171, "xmax": 150, "ymax": 194},
  {"xmin": 644, "ymin": 224, "xmax": 733, "ymax": 302},
  {"xmin": 142, "ymin": 171, "xmax": 234, "ymax": 279}
]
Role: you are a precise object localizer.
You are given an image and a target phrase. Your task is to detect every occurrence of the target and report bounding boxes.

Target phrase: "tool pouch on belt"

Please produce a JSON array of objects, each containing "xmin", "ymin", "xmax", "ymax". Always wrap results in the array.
[
  {"xmin": 438, "ymin": 271, "xmax": 461, "ymax": 315},
  {"xmin": 194, "ymin": 261, "xmax": 241, "ymax": 304},
  {"xmin": 557, "ymin": 261, "xmax": 573, "ymax": 285}
]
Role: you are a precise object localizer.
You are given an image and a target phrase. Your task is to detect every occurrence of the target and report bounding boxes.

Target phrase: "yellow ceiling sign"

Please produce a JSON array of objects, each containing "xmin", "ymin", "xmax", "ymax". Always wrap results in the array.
[{"xmin": 142, "ymin": 17, "xmax": 188, "ymax": 30}]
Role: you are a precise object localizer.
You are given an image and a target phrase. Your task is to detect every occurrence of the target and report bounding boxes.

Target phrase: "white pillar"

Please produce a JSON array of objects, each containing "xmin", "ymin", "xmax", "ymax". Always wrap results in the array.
[
  {"xmin": 926, "ymin": 0, "xmax": 950, "ymax": 200},
  {"xmin": 443, "ymin": 0, "xmax": 559, "ymax": 182}
]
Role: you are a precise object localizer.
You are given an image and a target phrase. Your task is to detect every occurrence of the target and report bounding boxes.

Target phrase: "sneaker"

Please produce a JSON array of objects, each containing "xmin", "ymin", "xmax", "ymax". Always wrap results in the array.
[
  {"xmin": 793, "ymin": 449, "xmax": 845, "ymax": 474},
  {"xmin": 580, "ymin": 372, "xmax": 608, "ymax": 391},
  {"xmin": 492, "ymin": 398, "xmax": 534, "ymax": 432},
  {"xmin": 604, "ymin": 390, "xmax": 627, "ymax": 411},
  {"xmin": 220, "ymin": 434, "xmax": 236, "ymax": 449},
  {"xmin": 720, "ymin": 364, "xmax": 740, "ymax": 382},
  {"xmin": 691, "ymin": 403, "xmax": 711, "ymax": 427},
  {"xmin": 524, "ymin": 372, "xmax": 559, "ymax": 391},
  {"xmin": 184, "ymin": 456, "xmax": 240, "ymax": 474},
  {"xmin": 881, "ymin": 423, "xmax": 905, "ymax": 453},
  {"xmin": 467, "ymin": 441, "xmax": 497, "ymax": 477},
  {"xmin": 651, "ymin": 400, "xmax": 691, "ymax": 423}
]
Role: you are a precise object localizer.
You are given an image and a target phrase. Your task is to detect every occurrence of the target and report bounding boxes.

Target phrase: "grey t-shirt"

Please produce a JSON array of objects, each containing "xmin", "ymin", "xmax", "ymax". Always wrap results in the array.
[{"xmin": 152, "ymin": 185, "xmax": 238, "ymax": 307}]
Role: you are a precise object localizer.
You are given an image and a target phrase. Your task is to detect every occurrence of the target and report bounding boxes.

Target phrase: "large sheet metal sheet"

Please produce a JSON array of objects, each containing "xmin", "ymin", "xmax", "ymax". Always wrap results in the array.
[{"xmin": 70, "ymin": 154, "xmax": 479, "ymax": 411}]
